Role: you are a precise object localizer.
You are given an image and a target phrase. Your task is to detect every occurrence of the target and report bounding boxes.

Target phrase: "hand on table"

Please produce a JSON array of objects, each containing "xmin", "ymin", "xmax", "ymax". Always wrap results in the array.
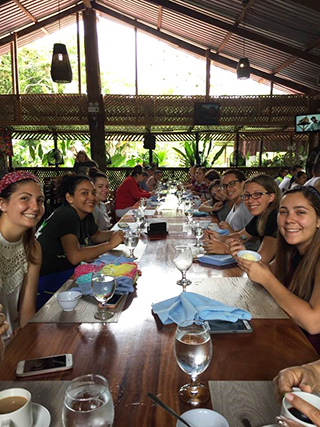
[
  {"xmin": 277, "ymin": 393, "xmax": 320, "ymax": 426},
  {"xmin": 227, "ymin": 239, "xmax": 246, "ymax": 258},
  {"xmin": 236, "ymin": 257, "xmax": 271, "ymax": 284},
  {"xmin": 109, "ymin": 230, "xmax": 124, "ymax": 248},
  {"xmin": 218, "ymin": 221, "xmax": 233, "ymax": 232},
  {"xmin": 203, "ymin": 229, "xmax": 221, "ymax": 241}
]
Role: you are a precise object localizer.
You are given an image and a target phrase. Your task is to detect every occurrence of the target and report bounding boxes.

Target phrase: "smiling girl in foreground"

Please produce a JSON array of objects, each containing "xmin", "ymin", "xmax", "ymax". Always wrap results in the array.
[
  {"xmin": 238, "ymin": 186, "xmax": 320, "ymax": 351},
  {"xmin": 37, "ymin": 174, "xmax": 123, "ymax": 276},
  {"xmin": 0, "ymin": 171, "xmax": 44, "ymax": 340}
]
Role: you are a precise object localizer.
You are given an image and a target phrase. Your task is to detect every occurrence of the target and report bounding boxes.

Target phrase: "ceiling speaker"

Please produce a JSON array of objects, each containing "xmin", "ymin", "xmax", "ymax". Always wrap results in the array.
[{"xmin": 143, "ymin": 134, "xmax": 156, "ymax": 149}]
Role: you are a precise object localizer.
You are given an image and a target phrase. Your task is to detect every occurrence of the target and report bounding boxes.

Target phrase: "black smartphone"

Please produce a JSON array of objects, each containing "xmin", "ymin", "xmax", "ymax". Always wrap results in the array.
[
  {"xmin": 106, "ymin": 294, "xmax": 125, "ymax": 309},
  {"xmin": 208, "ymin": 319, "xmax": 253, "ymax": 334}
]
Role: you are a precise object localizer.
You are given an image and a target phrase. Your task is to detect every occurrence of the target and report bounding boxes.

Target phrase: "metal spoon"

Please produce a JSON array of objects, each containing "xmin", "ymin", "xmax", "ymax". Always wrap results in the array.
[{"xmin": 147, "ymin": 392, "xmax": 193, "ymax": 427}]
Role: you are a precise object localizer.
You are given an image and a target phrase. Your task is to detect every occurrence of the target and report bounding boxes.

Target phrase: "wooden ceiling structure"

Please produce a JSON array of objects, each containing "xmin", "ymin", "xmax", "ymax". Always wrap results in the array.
[{"xmin": 0, "ymin": 0, "xmax": 319, "ymax": 160}]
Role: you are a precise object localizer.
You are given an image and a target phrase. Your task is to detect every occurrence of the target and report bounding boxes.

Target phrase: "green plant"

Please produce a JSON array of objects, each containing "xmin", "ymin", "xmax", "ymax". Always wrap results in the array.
[{"xmin": 172, "ymin": 138, "xmax": 227, "ymax": 167}]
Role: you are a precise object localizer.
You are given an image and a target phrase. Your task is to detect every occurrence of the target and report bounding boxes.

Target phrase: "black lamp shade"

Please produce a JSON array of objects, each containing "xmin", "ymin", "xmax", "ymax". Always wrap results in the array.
[
  {"xmin": 50, "ymin": 43, "xmax": 73, "ymax": 83},
  {"xmin": 236, "ymin": 57, "xmax": 250, "ymax": 80}
]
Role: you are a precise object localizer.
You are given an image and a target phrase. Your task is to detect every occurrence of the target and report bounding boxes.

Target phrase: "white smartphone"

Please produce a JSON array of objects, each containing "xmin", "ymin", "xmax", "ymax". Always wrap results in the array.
[{"xmin": 16, "ymin": 354, "xmax": 73, "ymax": 378}]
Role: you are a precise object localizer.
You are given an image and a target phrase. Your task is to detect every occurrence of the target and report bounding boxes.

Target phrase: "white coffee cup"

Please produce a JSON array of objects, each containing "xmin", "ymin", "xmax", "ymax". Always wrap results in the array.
[
  {"xmin": 0, "ymin": 388, "xmax": 33, "ymax": 427},
  {"xmin": 281, "ymin": 391, "xmax": 320, "ymax": 426}
]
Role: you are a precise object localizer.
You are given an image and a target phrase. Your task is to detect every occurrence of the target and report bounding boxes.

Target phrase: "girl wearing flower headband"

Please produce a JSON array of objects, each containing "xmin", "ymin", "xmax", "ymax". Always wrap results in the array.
[
  {"xmin": 237, "ymin": 186, "xmax": 320, "ymax": 351},
  {"xmin": 0, "ymin": 171, "xmax": 44, "ymax": 340}
]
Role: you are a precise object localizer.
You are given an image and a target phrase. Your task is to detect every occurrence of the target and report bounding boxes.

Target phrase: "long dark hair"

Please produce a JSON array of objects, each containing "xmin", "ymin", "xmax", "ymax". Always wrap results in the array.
[
  {"xmin": 275, "ymin": 186, "xmax": 320, "ymax": 300},
  {"xmin": 56, "ymin": 174, "xmax": 93, "ymax": 203},
  {"xmin": 0, "ymin": 179, "xmax": 42, "ymax": 264}
]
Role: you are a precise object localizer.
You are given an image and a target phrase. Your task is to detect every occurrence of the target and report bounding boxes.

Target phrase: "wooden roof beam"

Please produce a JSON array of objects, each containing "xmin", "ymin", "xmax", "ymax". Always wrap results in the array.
[
  {"xmin": 157, "ymin": 6, "xmax": 163, "ymax": 31},
  {"xmin": 216, "ymin": 0, "xmax": 257, "ymax": 54},
  {"xmin": 287, "ymin": 0, "xmax": 320, "ymax": 12},
  {"xmin": 93, "ymin": 2, "xmax": 318, "ymax": 95},
  {"xmin": 11, "ymin": 0, "xmax": 49, "ymax": 35},
  {"xmin": 0, "ymin": 3, "xmax": 85, "ymax": 47},
  {"xmin": 144, "ymin": 0, "xmax": 320, "ymax": 66},
  {"xmin": 82, "ymin": 0, "xmax": 92, "ymax": 8}
]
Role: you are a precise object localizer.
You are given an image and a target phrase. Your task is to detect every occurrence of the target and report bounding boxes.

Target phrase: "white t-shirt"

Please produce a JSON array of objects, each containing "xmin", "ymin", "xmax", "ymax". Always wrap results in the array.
[
  {"xmin": 305, "ymin": 177, "xmax": 320, "ymax": 187},
  {"xmin": 279, "ymin": 176, "xmax": 291, "ymax": 191},
  {"xmin": 225, "ymin": 201, "xmax": 253, "ymax": 231},
  {"xmin": 93, "ymin": 202, "xmax": 111, "ymax": 230}
]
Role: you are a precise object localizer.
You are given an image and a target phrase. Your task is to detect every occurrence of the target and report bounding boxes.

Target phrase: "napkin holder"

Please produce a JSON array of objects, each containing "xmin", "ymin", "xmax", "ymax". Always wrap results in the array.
[{"xmin": 147, "ymin": 222, "xmax": 167, "ymax": 236}]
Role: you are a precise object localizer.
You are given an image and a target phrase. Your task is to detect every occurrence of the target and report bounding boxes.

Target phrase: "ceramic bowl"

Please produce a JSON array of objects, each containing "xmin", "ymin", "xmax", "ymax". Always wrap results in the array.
[
  {"xmin": 55, "ymin": 291, "xmax": 82, "ymax": 311},
  {"xmin": 176, "ymin": 408, "xmax": 229, "ymax": 427},
  {"xmin": 237, "ymin": 250, "xmax": 261, "ymax": 262}
]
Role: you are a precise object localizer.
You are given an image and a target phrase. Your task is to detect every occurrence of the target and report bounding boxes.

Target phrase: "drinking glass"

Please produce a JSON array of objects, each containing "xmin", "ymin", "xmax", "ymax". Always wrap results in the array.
[
  {"xmin": 173, "ymin": 245, "xmax": 193, "ymax": 291},
  {"xmin": 62, "ymin": 374, "xmax": 114, "ymax": 427},
  {"xmin": 185, "ymin": 208, "xmax": 194, "ymax": 224},
  {"xmin": 174, "ymin": 320, "xmax": 213, "ymax": 406},
  {"xmin": 124, "ymin": 231, "xmax": 139, "ymax": 259},
  {"xmin": 91, "ymin": 270, "xmax": 116, "ymax": 320},
  {"xmin": 133, "ymin": 209, "xmax": 145, "ymax": 236},
  {"xmin": 139, "ymin": 197, "xmax": 147, "ymax": 211},
  {"xmin": 192, "ymin": 223, "xmax": 203, "ymax": 247}
]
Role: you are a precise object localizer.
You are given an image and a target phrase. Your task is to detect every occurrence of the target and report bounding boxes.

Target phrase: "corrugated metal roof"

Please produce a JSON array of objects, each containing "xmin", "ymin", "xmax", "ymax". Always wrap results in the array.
[{"xmin": 0, "ymin": 0, "xmax": 319, "ymax": 95}]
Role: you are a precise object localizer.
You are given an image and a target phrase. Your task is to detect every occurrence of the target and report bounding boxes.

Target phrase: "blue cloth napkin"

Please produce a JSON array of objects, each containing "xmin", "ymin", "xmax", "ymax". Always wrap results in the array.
[
  {"xmin": 193, "ymin": 210, "xmax": 209, "ymax": 217},
  {"xmin": 95, "ymin": 254, "xmax": 134, "ymax": 265},
  {"xmin": 152, "ymin": 292, "xmax": 251, "ymax": 325},
  {"xmin": 197, "ymin": 254, "xmax": 236, "ymax": 266},
  {"xmin": 215, "ymin": 228, "xmax": 229, "ymax": 236},
  {"xmin": 150, "ymin": 195, "xmax": 158, "ymax": 202}
]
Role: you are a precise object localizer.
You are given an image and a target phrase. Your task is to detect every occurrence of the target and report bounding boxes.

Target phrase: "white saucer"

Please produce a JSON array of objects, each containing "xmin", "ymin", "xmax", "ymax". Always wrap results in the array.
[{"xmin": 32, "ymin": 402, "xmax": 51, "ymax": 427}]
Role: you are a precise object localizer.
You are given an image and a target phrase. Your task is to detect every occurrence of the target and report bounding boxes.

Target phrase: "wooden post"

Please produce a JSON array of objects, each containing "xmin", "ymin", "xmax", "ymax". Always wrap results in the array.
[
  {"xmin": 135, "ymin": 26, "xmax": 138, "ymax": 96},
  {"xmin": 76, "ymin": 12, "xmax": 82, "ymax": 94},
  {"xmin": 12, "ymin": 32, "xmax": 21, "ymax": 122},
  {"xmin": 259, "ymin": 136, "xmax": 263, "ymax": 167},
  {"xmin": 235, "ymin": 132, "xmax": 240, "ymax": 168},
  {"xmin": 205, "ymin": 49, "xmax": 210, "ymax": 101},
  {"xmin": 82, "ymin": 8, "xmax": 106, "ymax": 171},
  {"xmin": 10, "ymin": 42, "xmax": 15, "ymax": 94}
]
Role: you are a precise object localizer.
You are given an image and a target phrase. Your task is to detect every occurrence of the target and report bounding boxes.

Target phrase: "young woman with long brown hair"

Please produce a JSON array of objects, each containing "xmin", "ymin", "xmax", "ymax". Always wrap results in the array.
[
  {"xmin": 238, "ymin": 186, "xmax": 320, "ymax": 351},
  {"xmin": 0, "ymin": 171, "xmax": 44, "ymax": 340}
]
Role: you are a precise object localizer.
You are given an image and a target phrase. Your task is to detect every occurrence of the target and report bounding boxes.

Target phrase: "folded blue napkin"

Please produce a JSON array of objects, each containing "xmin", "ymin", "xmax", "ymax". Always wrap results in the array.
[
  {"xmin": 197, "ymin": 254, "xmax": 236, "ymax": 266},
  {"xmin": 150, "ymin": 195, "xmax": 158, "ymax": 202},
  {"xmin": 193, "ymin": 210, "xmax": 209, "ymax": 217},
  {"xmin": 215, "ymin": 228, "xmax": 229, "ymax": 236},
  {"xmin": 152, "ymin": 292, "xmax": 251, "ymax": 325}
]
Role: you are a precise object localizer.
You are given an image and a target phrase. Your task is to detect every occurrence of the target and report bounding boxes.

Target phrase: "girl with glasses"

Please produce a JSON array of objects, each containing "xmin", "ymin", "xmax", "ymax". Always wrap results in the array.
[
  {"xmin": 205, "ymin": 174, "xmax": 280, "ymax": 262},
  {"xmin": 198, "ymin": 179, "xmax": 232, "ymax": 221},
  {"xmin": 237, "ymin": 186, "xmax": 320, "ymax": 352}
]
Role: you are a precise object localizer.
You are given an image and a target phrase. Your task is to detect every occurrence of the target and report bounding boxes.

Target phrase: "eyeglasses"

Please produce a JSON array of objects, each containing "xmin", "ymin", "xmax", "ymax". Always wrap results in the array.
[
  {"xmin": 242, "ymin": 192, "xmax": 270, "ymax": 201},
  {"xmin": 220, "ymin": 180, "xmax": 240, "ymax": 190}
]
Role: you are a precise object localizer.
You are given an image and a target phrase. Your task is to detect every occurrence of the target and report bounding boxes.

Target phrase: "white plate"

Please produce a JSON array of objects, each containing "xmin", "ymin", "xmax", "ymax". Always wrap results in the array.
[
  {"xmin": 32, "ymin": 403, "xmax": 51, "ymax": 427},
  {"xmin": 176, "ymin": 408, "xmax": 229, "ymax": 427},
  {"xmin": 261, "ymin": 425, "xmax": 278, "ymax": 427}
]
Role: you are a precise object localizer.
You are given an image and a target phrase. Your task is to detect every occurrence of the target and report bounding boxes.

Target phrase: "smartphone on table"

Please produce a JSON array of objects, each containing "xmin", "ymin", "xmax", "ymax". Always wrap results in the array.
[
  {"xmin": 208, "ymin": 319, "xmax": 253, "ymax": 334},
  {"xmin": 106, "ymin": 294, "xmax": 125, "ymax": 309},
  {"xmin": 16, "ymin": 354, "xmax": 73, "ymax": 378}
]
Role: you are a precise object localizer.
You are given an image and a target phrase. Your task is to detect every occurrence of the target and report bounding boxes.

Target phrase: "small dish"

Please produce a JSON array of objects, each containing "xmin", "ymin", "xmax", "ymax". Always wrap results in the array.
[
  {"xmin": 118, "ymin": 222, "xmax": 130, "ymax": 229},
  {"xmin": 176, "ymin": 408, "xmax": 229, "ymax": 427},
  {"xmin": 32, "ymin": 402, "xmax": 51, "ymax": 427},
  {"xmin": 55, "ymin": 291, "xmax": 82, "ymax": 311},
  {"xmin": 237, "ymin": 250, "xmax": 261, "ymax": 262}
]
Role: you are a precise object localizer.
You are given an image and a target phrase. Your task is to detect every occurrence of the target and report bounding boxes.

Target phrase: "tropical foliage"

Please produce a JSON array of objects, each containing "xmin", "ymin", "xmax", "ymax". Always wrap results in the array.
[{"xmin": 172, "ymin": 138, "xmax": 228, "ymax": 167}]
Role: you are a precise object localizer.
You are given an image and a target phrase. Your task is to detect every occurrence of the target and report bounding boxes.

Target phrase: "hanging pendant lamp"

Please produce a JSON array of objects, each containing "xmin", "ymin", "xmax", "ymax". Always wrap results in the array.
[
  {"xmin": 237, "ymin": 57, "xmax": 250, "ymax": 80},
  {"xmin": 50, "ymin": 43, "xmax": 72, "ymax": 83}
]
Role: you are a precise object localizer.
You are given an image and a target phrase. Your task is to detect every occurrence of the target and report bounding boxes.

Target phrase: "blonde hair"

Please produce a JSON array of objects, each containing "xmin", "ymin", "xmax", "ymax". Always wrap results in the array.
[{"xmin": 244, "ymin": 174, "xmax": 281, "ymax": 236}]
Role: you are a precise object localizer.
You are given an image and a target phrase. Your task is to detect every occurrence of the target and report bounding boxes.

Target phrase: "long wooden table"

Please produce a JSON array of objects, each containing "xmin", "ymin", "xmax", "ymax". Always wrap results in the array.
[{"xmin": 0, "ymin": 203, "xmax": 318, "ymax": 426}]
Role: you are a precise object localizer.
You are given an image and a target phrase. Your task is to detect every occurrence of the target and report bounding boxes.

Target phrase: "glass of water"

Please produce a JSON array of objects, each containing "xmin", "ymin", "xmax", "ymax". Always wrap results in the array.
[
  {"xmin": 192, "ymin": 223, "xmax": 203, "ymax": 247},
  {"xmin": 124, "ymin": 231, "xmax": 139, "ymax": 259},
  {"xmin": 133, "ymin": 209, "xmax": 145, "ymax": 236},
  {"xmin": 91, "ymin": 270, "xmax": 116, "ymax": 321},
  {"xmin": 174, "ymin": 320, "xmax": 212, "ymax": 406},
  {"xmin": 139, "ymin": 197, "xmax": 147, "ymax": 211},
  {"xmin": 173, "ymin": 245, "xmax": 193, "ymax": 291},
  {"xmin": 62, "ymin": 374, "xmax": 114, "ymax": 427}
]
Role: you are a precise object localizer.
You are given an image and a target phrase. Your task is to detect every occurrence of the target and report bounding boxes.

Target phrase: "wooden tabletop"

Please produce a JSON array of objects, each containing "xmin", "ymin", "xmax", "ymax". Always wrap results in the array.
[{"xmin": 1, "ymin": 201, "xmax": 318, "ymax": 427}]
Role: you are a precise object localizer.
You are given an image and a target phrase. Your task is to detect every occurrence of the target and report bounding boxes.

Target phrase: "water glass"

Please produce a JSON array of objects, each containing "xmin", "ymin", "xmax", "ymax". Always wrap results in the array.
[
  {"xmin": 192, "ymin": 223, "xmax": 203, "ymax": 247},
  {"xmin": 139, "ymin": 197, "xmax": 147, "ymax": 211},
  {"xmin": 124, "ymin": 231, "xmax": 139, "ymax": 259},
  {"xmin": 173, "ymin": 245, "xmax": 193, "ymax": 291},
  {"xmin": 91, "ymin": 271, "xmax": 116, "ymax": 320},
  {"xmin": 133, "ymin": 209, "xmax": 145, "ymax": 236},
  {"xmin": 174, "ymin": 320, "xmax": 212, "ymax": 406},
  {"xmin": 62, "ymin": 374, "xmax": 114, "ymax": 427}
]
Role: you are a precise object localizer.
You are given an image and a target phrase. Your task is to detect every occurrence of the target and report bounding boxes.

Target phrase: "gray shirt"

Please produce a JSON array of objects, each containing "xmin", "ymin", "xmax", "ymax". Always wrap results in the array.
[{"xmin": 225, "ymin": 201, "xmax": 253, "ymax": 231}]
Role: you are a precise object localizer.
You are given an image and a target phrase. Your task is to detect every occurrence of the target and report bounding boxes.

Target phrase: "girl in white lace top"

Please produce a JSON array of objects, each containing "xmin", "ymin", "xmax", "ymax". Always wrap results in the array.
[{"xmin": 0, "ymin": 171, "xmax": 44, "ymax": 341}]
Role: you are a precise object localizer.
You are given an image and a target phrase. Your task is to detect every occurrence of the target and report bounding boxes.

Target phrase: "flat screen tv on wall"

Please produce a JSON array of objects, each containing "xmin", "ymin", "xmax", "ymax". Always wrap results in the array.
[
  {"xmin": 295, "ymin": 113, "xmax": 320, "ymax": 133},
  {"xmin": 194, "ymin": 102, "xmax": 220, "ymax": 125}
]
